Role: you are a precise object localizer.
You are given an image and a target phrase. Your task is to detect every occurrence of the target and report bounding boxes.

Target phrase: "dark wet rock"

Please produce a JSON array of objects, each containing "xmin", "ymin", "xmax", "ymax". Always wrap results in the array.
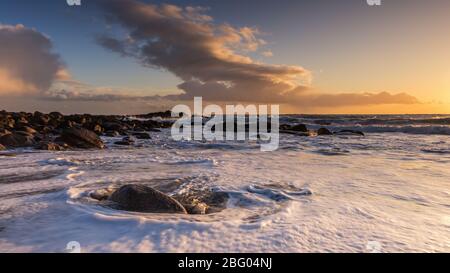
[
  {"xmin": 36, "ymin": 142, "xmax": 66, "ymax": 151},
  {"xmin": 317, "ymin": 127, "xmax": 333, "ymax": 136},
  {"xmin": 173, "ymin": 190, "xmax": 229, "ymax": 214},
  {"xmin": 0, "ymin": 129, "xmax": 11, "ymax": 136},
  {"xmin": 0, "ymin": 133, "xmax": 35, "ymax": 148},
  {"xmin": 184, "ymin": 202, "xmax": 209, "ymax": 215},
  {"xmin": 105, "ymin": 130, "xmax": 120, "ymax": 137},
  {"xmin": 314, "ymin": 120, "xmax": 332, "ymax": 126},
  {"xmin": 103, "ymin": 122, "xmax": 127, "ymax": 132},
  {"xmin": 280, "ymin": 130, "xmax": 311, "ymax": 136},
  {"xmin": 57, "ymin": 120, "xmax": 75, "ymax": 130},
  {"xmin": 137, "ymin": 110, "xmax": 173, "ymax": 119},
  {"xmin": 279, "ymin": 123, "xmax": 310, "ymax": 136},
  {"xmin": 109, "ymin": 184, "xmax": 188, "ymax": 214},
  {"xmin": 114, "ymin": 140, "xmax": 133, "ymax": 146},
  {"xmin": 86, "ymin": 124, "xmax": 104, "ymax": 135},
  {"xmin": 37, "ymin": 126, "xmax": 55, "ymax": 135},
  {"xmin": 335, "ymin": 129, "xmax": 365, "ymax": 136},
  {"xmin": 15, "ymin": 126, "xmax": 37, "ymax": 135},
  {"xmin": 32, "ymin": 111, "xmax": 49, "ymax": 125},
  {"xmin": 290, "ymin": 124, "xmax": 308, "ymax": 132},
  {"xmin": 49, "ymin": 112, "xmax": 64, "ymax": 121},
  {"xmin": 57, "ymin": 128, "xmax": 105, "ymax": 149},
  {"xmin": 132, "ymin": 132, "xmax": 151, "ymax": 140},
  {"xmin": 114, "ymin": 136, "xmax": 135, "ymax": 146}
]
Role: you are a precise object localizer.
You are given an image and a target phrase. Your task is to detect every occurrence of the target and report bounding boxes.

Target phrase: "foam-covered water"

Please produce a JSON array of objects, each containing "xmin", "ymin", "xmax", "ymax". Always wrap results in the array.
[{"xmin": 0, "ymin": 115, "xmax": 449, "ymax": 252}]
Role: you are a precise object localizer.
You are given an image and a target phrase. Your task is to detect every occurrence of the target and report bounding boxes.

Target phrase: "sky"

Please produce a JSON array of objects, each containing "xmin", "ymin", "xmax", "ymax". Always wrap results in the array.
[{"xmin": 0, "ymin": 0, "xmax": 449, "ymax": 114}]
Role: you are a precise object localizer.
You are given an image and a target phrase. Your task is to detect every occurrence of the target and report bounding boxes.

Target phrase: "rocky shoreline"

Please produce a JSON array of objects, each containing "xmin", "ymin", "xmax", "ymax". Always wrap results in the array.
[
  {"xmin": 0, "ymin": 110, "xmax": 364, "ymax": 152},
  {"xmin": 1, "ymin": 110, "xmax": 366, "ymax": 215},
  {"xmin": 0, "ymin": 110, "xmax": 173, "ymax": 151}
]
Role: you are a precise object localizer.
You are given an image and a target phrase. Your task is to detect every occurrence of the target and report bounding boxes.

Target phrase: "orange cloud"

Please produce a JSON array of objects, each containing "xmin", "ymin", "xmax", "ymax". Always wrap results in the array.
[
  {"xmin": 96, "ymin": 0, "xmax": 419, "ymax": 107},
  {"xmin": 0, "ymin": 24, "xmax": 63, "ymax": 96}
]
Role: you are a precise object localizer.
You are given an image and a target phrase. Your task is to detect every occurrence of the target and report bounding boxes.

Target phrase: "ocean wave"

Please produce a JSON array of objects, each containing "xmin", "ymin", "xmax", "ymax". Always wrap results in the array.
[{"xmin": 310, "ymin": 125, "xmax": 450, "ymax": 135}]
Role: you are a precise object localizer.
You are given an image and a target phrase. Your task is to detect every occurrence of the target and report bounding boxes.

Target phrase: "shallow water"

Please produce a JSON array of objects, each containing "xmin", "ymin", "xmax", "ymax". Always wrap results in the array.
[{"xmin": 0, "ymin": 115, "xmax": 449, "ymax": 252}]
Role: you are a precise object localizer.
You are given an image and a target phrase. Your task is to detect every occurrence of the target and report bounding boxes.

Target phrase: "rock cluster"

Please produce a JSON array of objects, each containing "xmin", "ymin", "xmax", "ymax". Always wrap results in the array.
[{"xmin": 0, "ymin": 110, "xmax": 171, "ymax": 150}]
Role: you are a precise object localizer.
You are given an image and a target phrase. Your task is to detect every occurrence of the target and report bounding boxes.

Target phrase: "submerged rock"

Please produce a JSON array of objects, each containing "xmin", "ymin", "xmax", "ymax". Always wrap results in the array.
[
  {"xmin": 109, "ymin": 184, "xmax": 188, "ymax": 214},
  {"xmin": 317, "ymin": 127, "xmax": 333, "ymax": 136},
  {"xmin": 114, "ymin": 136, "xmax": 135, "ymax": 146},
  {"xmin": 57, "ymin": 128, "xmax": 105, "ymax": 149},
  {"xmin": 279, "ymin": 130, "xmax": 311, "ymax": 137},
  {"xmin": 105, "ymin": 130, "xmax": 120, "ymax": 137},
  {"xmin": 335, "ymin": 129, "xmax": 365, "ymax": 136},
  {"xmin": 132, "ymin": 132, "xmax": 151, "ymax": 139},
  {"xmin": 290, "ymin": 124, "xmax": 308, "ymax": 132}
]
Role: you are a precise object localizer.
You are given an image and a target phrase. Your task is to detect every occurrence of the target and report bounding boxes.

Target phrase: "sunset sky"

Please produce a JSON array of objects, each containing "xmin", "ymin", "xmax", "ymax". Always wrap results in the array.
[{"xmin": 0, "ymin": 0, "xmax": 449, "ymax": 114}]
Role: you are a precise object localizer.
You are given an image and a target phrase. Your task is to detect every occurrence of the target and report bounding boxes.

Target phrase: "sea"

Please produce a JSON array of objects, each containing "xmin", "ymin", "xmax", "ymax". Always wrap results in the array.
[{"xmin": 0, "ymin": 114, "xmax": 449, "ymax": 252}]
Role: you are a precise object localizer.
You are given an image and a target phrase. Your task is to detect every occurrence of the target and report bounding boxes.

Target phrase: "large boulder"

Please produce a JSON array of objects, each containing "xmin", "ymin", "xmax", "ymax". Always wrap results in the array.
[
  {"xmin": 0, "ymin": 133, "xmax": 35, "ymax": 148},
  {"xmin": 109, "ymin": 184, "xmax": 188, "ymax": 214},
  {"xmin": 57, "ymin": 128, "xmax": 105, "ymax": 149}
]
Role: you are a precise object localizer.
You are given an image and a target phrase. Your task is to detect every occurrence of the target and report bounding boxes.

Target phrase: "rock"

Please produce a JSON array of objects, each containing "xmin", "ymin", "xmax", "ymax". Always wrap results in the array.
[
  {"xmin": 0, "ymin": 144, "xmax": 5, "ymax": 150},
  {"xmin": 280, "ymin": 130, "xmax": 311, "ymax": 137},
  {"xmin": 105, "ymin": 130, "xmax": 120, "ymax": 137},
  {"xmin": 184, "ymin": 202, "xmax": 209, "ymax": 215},
  {"xmin": 335, "ymin": 129, "xmax": 365, "ymax": 136},
  {"xmin": 317, "ymin": 127, "xmax": 333, "ymax": 136},
  {"xmin": 57, "ymin": 120, "xmax": 75, "ymax": 129},
  {"xmin": 49, "ymin": 112, "xmax": 64, "ymax": 121},
  {"xmin": 291, "ymin": 124, "xmax": 308, "ymax": 132},
  {"xmin": 32, "ymin": 111, "xmax": 49, "ymax": 125},
  {"xmin": 37, "ymin": 126, "xmax": 54, "ymax": 135},
  {"xmin": 109, "ymin": 184, "xmax": 188, "ymax": 214},
  {"xmin": 57, "ymin": 128, "xmax": 105, "ymax": 149},
  {"xmin": 114, "ymin": 140, "xmax": 133, "ymax": 146},
  {"xmin": 93, "ymin": 124, "xmax": 103, "ymax": 135},
  {"xmin": 15, "ymin": 126, "xmax": 37, "ymax": 135},
  {"xmin": 132, "ymin": 132, "xmax": 151, "ymax": 139},
  {"xmin": 36, "ymin": 142, "xmax": 66, "ymax": 151},
  {"xmin": 173, "ymin": 190, "xmax": 229, "ymax": 214},
  {"xmin": 0, "ymin": 133, "xmax": 35, "ymax": 148},
  {"xmin": 0, "ymin": 129, "xmax": 11, "ymax": 137},
  {"xmin": 114, "ymin": 136, "xmax": 135, "ymax": 146},
  {"xmin": 103, "ymin": 122, "xmax": 126, "ymax": 132},
  {"xmin": 90, "ymin": 188, "xmax": 115, "ymax": 201}
]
